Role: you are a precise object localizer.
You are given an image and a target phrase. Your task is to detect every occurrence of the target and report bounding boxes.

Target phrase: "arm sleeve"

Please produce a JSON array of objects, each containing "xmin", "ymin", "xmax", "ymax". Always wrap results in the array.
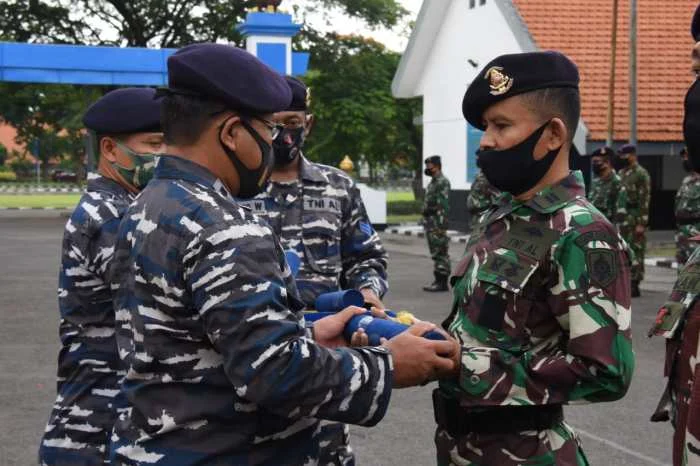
[
  {"xmin": 340, "ymin": 181, "xmax": 389, "ymax": 297},
  {"xmin": 640, "ymin": 171, "xmax": 651, "ymax": 226},
  {"xmin": 456, "ymin": 228, "xmax": 635, "ymax": 406},
  {"xmin": 614, "ymin": 183, "xmax": 628, "ymax": 226},
  {"xmin": 184, "ymin": 221, "xmax": 392, "ymax": 426}
]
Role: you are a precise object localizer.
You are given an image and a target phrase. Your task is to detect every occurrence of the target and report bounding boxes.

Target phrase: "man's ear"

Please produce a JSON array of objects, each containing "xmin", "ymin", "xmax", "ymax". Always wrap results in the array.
[
  {"xmin": 304, "ymin": 113, "xmax": 315, "ymax": 138},
  {"xmin": 547, "ymin": 118, "xmax": 568, "ymax": 150},
  {"xmin": 219, "ymin": 115, "xmax": 241, "ymax": 152},
  {"xmin": 100, "ymin": 137, "xmax": 118, "ymax": 163}
]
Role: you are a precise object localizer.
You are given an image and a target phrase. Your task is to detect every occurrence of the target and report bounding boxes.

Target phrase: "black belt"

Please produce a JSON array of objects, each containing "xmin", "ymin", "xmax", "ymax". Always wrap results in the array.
[
  {"xmin": 677, "ymin": 218, "xmax": 700, "ymax": 226},
  {"xmin": 432, "ymin": 389, "xmax": 563, "ymax": 435}
]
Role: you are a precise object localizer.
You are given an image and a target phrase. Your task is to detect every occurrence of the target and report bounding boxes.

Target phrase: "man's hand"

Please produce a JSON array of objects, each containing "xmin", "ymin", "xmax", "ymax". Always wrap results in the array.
[
  {"xmin": 360, "ymin": 288, "xmax": 385, "ymax": 310},
  {"xmin": 313, "ymin": 306, "xmax": 366, "ymax": 349},
  {"xmin": 348, "ymin": 307, "xmax": 390, "ymax": 347},
  {"xmin": 383, "ymin": 322, "xmax": 461, "ymax": 388},
  {"xmin": 635, "ymin": 224, "xmax": 646, "ymax": 236}
]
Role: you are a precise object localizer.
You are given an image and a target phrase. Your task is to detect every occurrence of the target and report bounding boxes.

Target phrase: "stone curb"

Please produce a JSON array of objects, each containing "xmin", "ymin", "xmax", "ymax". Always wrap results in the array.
[
  {"xmin": 645, "ymin": 257, "xmax": 678, "ymax": 270},
  {"xmin": 385, "ymin": 225, "xmax": 470, "ymax": 244}
]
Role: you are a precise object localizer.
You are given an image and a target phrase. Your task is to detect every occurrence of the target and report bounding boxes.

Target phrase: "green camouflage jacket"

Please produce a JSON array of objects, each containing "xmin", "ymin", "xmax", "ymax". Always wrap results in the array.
[
  {"xmin": 423, "ymin": 173, "xmax": 451, "ymax": 230},
  {"xmin": 675, "ymin": 172, "xmax": 700, "ymax": 265},
  {"xmin": 438, "ymin": 171, "xmax": 634, "ymax": 463},
  {"xmin": 650, "ymin": 246, "xmax": 700, "ymax": 465},
  {"xmin": 467, "ymin": 171, "xmax": 500, "ymax": 223},
  {"xmin": 619, "ymin": 163, "xmax": 651, "ymax": 228},
  {"xmin": 588, "ymin": 171, "xmax": 627, "ymax": 227}
]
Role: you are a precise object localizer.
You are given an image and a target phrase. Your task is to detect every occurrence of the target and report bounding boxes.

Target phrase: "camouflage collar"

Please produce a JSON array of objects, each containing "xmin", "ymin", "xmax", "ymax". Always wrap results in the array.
[
  {"xmin": 490, "ymin": 171, "xmax": 585, "ymax": 220},
  {"xmin": 87, "ymin": 172, "xmax": 134, "ymax": 200},
  {"xmin": 521, "ymin": 171, "xmax": 586, "ymax": 214},
  {"xmin": 154, "ymin": 155, "xmax": 233, "ymax": 201},
  {"xmin": 299, "ymin": 155, "xmax": 329, "ymax": 184}
]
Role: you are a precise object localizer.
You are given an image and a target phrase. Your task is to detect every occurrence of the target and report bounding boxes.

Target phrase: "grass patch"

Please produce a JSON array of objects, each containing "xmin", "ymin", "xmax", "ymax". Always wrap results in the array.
[
  {"xmin": 648, "ymin": 246, "xmax": 676, "ymax": 258},
  {"xmin": 387, "ymin": 191, "xmax": 414, "ymax": 202},
  {"xmin": 0, "ymin": 194, "xmax": 81, "ymax": 208},
  {"xmin": 387, "ymin": 214, "xmax": 421, "ymax": 224}
]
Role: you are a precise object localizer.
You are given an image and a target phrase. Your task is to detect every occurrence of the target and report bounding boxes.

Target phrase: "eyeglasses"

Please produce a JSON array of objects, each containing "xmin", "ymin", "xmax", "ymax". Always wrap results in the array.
[{"xmin": 250, "ymin": 116, "xmax": 283, "ymax": 140}]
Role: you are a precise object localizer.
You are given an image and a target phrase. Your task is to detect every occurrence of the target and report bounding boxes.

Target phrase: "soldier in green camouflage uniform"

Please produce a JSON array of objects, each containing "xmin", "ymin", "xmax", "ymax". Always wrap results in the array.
[
  {"xmin": 588, "ymin": 146, "xmax": 627, "ymax": 229},
  {"xmin": 434, "ymin": 51, "xmax": 634, "ymax": 466},
  {"xmin": 423, "ymin": 155, "xmax": 451, "ymax": 292},
  {"xmin": 675, "ymin": 147, "xmax": 700, "ymax": 266},
  {"xmin": 467, "ymin": 170, "xmax": 500, "ymax": 226},
  {"xmin": 616, "ymin": 143, "xmax": 651, "ymax": 297}
]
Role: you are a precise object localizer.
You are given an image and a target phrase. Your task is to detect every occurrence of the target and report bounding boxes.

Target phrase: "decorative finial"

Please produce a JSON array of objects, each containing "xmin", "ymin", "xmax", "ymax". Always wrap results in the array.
[
  {"xmin": 253, "ymin": 0, "xmax": 282, "ymax": 12},
  {"xmin": 339, "ymin": 155, "xmax": 354, "ymax": 174}
]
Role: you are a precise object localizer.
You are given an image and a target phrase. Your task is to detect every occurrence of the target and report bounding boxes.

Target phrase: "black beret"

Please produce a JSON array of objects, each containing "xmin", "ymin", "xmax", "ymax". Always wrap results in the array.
[
  {"xmin": 684, "ymin": 80, "xmax": 700, "ymax": 160},
  {"xmin": 285, "ymin": 76, "xmax": 309, "ymax": 111},
  {"xmin": 83, "ymin": 87, "xmax": 162, "ymax": 134},
  {"xmin": 166, "ymin": 43, "xmax": 291, "ymax": 115},
  {"xmin": 692, "ymin": 3, "xmax": 700, "ymax": 41},
  {"xmin": 590, "ymin": 147, "xmax": 613, "ymax": 157},
  {"xmin": 425, "ymin": 155, "xmax": 442, "ymax": 165},
  {"xmin": 617, "ymin": 144, "xmax": 636, "ymax": 154},
  {"xmin": 462, "ymin": 51, "xmax": 579, "ymax": 130}
]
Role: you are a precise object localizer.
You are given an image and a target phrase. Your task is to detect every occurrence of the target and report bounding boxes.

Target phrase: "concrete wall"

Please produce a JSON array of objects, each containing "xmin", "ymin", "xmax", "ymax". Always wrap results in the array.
[{"xmin": 419, "ymin": 0, "xmax": 524, "ymax": 191}]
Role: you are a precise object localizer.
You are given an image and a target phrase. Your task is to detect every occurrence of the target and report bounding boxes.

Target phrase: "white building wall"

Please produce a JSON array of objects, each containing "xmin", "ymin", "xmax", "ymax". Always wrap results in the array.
[{"xmin": 419, "ymin": 0, "xmax": 524, "ymax": 190}]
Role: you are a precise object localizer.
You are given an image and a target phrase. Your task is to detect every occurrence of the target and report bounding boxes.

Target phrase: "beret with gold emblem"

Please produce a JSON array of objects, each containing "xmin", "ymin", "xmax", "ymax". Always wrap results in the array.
[{"xmin": 462, "ymin": 51, "xmax": 580, "ymax": 130}]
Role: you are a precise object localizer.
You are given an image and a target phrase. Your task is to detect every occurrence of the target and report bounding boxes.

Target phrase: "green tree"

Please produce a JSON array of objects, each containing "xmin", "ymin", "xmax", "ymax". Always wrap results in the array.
[
  {"xmin": 301, "ymin": 33, "xmax": 421, "ymax": 184},
  {"xmin": 0, "ymin": 143, "xmax": 7, "ymax": 166}
]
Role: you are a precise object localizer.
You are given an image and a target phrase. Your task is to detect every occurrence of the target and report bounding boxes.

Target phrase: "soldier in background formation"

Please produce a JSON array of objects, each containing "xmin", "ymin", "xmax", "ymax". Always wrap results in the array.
[
  {"xmin": 466, "ymin": 170, "xmax": 500, "ymax": 224},
  {"xmin": 588, "ymin": 146, "xmax": 627, "ymax": 229},
  {"xmin": 38, "ymin": 88, "xmax": 165, "ymax": 465},
  {"xmin": 107, "ymin": 43, "xmax": 458, "ymax": 465},
  {"xmin": 650, "ymin": 73, "xmax": 700, "ymax": 466},
  {"xmin": 650, "ymin": 10, "xmax": 700, "ymax": 465},
  {"xmin": 616, "ymin": 143, "xmax": 651, "ymax": 297},
  {"xmin": 238, "ymin": 75, "xmax": 388, "ymax": 464},
  {"xmin": 422, "ymin": 155, "xmax": 451, "ymax": 292},
  {"xmin": 436, "ymin": 50, "xmax": 634, "ymax": 465},
  {"xmin": 675, "ymin": 146, "xmax": 700, "ymax": 266}
]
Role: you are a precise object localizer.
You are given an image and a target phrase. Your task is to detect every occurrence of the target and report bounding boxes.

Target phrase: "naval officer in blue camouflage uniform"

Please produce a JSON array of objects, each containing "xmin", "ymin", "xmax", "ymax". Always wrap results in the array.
[
  {"xmin": 241, "ymin": 77, "xmax": 387, "ymax": 310},
  {"xmin": 39, "ymin": 88, "xmax": 164, "ymax": 466},
  {"xmin": 238, "ymin": 76, "xmax": 388, "ymax": 465},
  {"xmin": 108, "ymin": 43, "xmax": 458, "ymax": 465}
]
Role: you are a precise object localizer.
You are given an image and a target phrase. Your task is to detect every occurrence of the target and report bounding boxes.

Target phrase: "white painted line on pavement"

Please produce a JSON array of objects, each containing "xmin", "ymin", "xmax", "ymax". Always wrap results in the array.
[{"xmin": 577, "ymin": 428, "xmax": 671, "ymax": 466}]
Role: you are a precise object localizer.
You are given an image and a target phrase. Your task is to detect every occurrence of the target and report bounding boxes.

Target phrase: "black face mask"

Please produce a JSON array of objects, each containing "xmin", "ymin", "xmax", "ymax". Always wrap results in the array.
[
  {"xmin": 476, "ymin": 121, "xmax": 560, "ymax": 196},
  {"xmin": 219, "ymin": 117, "xmax": 273, "ymax": 199},
  {"xmin": 683, "ymin": 159, "xmax": 693, "ymax": 173},
  {"xmin": 424, "ymin": 167, "xmax": 434, "ymax": 177},
  {"xmin": 273, "ymin": 127, "xmax": 305, "ymax": 166},
  {"xmin": 613, "ymin": 156, "xmax": 630, "ymax": 170},
  {"xmin": 592, "ymin": 162, "xmax": 606, "ymax": 176}
]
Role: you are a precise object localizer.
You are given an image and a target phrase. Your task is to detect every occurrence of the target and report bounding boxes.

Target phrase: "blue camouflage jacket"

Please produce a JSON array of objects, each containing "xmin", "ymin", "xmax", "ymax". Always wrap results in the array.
[
  {"xmin": 40, "ymin": 173, "xmax": 133, "ymax": 466},
  {"xmin": 239, "ymin": 156, "xmax": 388, "ymax": 308},
  {"xmin": 109, "ymin": 155, "xmax": 393, "ymax": 465}
]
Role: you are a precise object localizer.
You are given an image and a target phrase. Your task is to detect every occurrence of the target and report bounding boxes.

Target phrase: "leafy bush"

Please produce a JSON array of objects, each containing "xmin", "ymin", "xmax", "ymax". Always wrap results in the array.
[
  {"xmin": 0, "ymin": 171, "xmax": 17, "ymax": 181},
  {"xmin": 387, "ymin": 200, "xmax": 422, "ymax": 216}
]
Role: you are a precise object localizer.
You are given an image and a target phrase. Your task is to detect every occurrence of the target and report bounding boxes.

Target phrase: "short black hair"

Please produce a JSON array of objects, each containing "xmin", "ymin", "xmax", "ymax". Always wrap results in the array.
[
  {"xmin": 161, "ymin": 94, "xmax": 227, "ymax": 146},
  {"xmin": 520, "ymin": 87, "xmax": 580, "ymax": 144}
]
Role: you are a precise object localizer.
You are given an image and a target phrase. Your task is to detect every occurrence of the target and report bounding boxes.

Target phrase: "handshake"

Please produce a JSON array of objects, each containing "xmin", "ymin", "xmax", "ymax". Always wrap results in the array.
[{"xmin": 306, "ymin": 289, "xmax": 460, "ymax": 388}]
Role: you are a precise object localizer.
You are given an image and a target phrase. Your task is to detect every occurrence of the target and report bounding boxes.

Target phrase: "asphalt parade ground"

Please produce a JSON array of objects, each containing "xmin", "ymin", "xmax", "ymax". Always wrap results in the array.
[{"xmin": 0, "ymin": 211, "xmax": 676, "ymax": 465}]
